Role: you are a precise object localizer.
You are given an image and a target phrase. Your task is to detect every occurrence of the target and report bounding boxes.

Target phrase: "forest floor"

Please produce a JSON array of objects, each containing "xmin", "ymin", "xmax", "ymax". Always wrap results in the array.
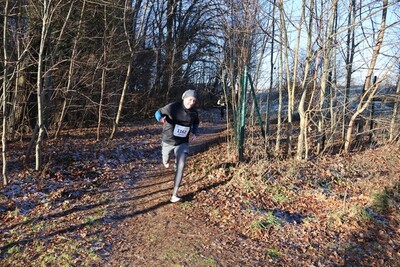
[{"xmin": 1, "ymin": 108, "xmax": 399, "ymax": 266}]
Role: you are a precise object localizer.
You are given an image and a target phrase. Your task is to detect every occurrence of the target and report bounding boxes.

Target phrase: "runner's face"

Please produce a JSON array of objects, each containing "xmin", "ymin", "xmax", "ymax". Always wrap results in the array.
[{"xmin": 183, "ymin": 96, "xmax": 196, "ymax": 109}]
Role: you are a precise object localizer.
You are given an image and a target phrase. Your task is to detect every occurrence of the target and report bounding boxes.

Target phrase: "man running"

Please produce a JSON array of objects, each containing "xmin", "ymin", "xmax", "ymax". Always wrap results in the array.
[{"xmin": 155, "ymin": 90, "xmax": 200, "ymax": 202}]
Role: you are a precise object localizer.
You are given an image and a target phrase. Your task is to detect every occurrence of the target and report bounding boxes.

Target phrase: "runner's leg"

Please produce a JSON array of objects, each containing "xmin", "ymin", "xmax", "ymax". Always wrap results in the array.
[
  {"xmin": 161, "ymin": 142, "xmax": 175, "ymax": 168},
  {"xmin": 172, "ymin": 143, "xmax": 189, "ymax": 197}
]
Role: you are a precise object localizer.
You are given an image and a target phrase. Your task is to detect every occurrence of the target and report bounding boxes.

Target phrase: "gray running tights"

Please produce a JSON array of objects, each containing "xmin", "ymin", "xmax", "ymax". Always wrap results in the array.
[{"xmin": 162, "ymin": 142, "xmax": 189, "ymax": 196}]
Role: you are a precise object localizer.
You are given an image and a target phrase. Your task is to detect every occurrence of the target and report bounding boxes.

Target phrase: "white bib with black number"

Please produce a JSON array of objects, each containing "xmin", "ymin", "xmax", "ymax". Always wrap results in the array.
[{"xmin": 173, "ymin": 124, "xmax": 190, "ymax": 137}]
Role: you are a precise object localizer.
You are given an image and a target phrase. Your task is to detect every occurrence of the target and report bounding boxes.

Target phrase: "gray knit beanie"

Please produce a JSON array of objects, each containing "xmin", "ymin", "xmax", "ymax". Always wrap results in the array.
[{"xmin": 182, "ymin": 89, "xmax": 197, "ymax": 100}]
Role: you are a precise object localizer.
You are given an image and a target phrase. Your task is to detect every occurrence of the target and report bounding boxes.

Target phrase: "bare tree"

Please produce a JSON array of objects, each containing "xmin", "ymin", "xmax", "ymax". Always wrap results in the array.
[
  {"xmin": 288, "ymin": 0, "xmax": 306, "ymax": 157},
  {"xmin": 344, "ymin": 0, "xmax": 389, "ymax": 153},
  {"xmin": 9, "ymin": 0, "xmax": 28, "ymax": 141},
  {"xmin": 162, "ymin": 0, "xmax": 176, "ymax": 99},
  {"xmin": 342, "ymin": 0, "xmax": 357, "ymax": 141},
  {"xmin": 2, "ymin": 0, "xmax": 10, "ymax": 185},
  {"xmin": 54, "ymin": 0, "xmax": 86, "ymax": 138},
  {"xmin": 316, "ymin": 0, "xmax": 339, "ymax": 154},
  {"xmin": 275, "ymin": 26, "xmax": 284, "ymax": 155},
  {"xmin": 110, "ymin": 0, "xmax": 150, "ymax": 139},
  {"xmin": 276, "ymin": 0, "xmax": 291, "ymax": 156},
  {"xmin": 296, "ymin": 0, "xmax": 316, "ymax": 160},
  {"xmin": 265, "ymin": 0, "xmax": 276, "ymax": 141},
  {"xmin": 35, "ymin": 0, "xmax": 53, "ymax": 170},
  {"xmin": 96, "ymin": 5, "xmax": 108, "ymax": 141}
]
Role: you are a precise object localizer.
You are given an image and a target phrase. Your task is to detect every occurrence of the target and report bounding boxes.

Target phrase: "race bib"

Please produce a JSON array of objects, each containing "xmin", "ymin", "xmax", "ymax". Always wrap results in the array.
[{"xmin": 173, "ymin": 124, "xmax": 190, "ymax": 137}]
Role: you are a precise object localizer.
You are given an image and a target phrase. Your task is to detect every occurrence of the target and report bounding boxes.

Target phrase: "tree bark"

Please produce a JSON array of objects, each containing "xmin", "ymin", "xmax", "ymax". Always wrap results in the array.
[
  {"xmin": 297, "ymin": 0, "xmax": 314, "ymax": 160},
  {"xmin": 2, "ymin": 0, "xmax": 10, "ymax": 185},
  {"xmin": 328, "ymin": 7, "xmax": 339, "ymax": 149},
  {"xmin": 35, "ymin": 0, "xmax": 52, "ymax": 170},
  {"xmin": 287, "ymin": 0, "xmax": 305, "ymax": 157},
  {"xmin": 342, "ymin": 0, "xmax": 357, "ymax": 142},
  {"xmin": 316, "ymin": 0, "xmax": 338, "ymax": 155}
]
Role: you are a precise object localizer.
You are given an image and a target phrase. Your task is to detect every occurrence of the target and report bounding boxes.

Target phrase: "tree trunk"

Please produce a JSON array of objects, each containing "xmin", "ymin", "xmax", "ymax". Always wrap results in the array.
[
  {"xmin": 97, "ymin": 6, "xmax": 108, "ymax": 141},
  {"xmin": 342, "ymin": 0, "xmax": 356, "ymax": 142},
  {"xmin": 316, "ymin": 0, "xmax": 338, "ymax": 155},
  {"xmin": 344, "ymin": 0, "xmax": 388, "ymax": 153},
  {"xmin": 296, "ymin": 0, "xmax": 313, "ymax": 160},
  {"xmin": 110, "ymin": 58, "xmax": 131, "ymax": 140},
  {"xmin": 2, "ymin": 0, "xmax": 10, "ymax": 185},
  {"xmin": 287, "ymin": 0, "xmax": 305, "ymax": 158},
  {"xmin": 275, "ymin": 25, "xmax": 284, "ymax": 155},
  {"xmin": 368, "ymin": 76, "xmax": 378, "ymax": 143},
  {"xmin": 97, "ymin": 67, "xmax": 105, "ymax": 141},
  {"xmin": 328, "ymin": 8, "xmax": 339, "ymax": 149},
  {"xmin": 221, "ymin": 71, "xmax": 231, "ymax": 154},
  {"xmin": 163, "ymin": 0, "xmax": 176, "ymax": 100},
  {"xmin": 35, "ymin": 0, "xmax": 51, "ymax": 170},
  {"xmin": 265, "ymin": 0, "xmax": 276, "ymax": 142},
  {"xmin": 277, "ymin": 0, "xmax": 292, "ymax": 157},
  {"xmin": 389, "ymin": 75, "xmax": 400, "ymax": 141},
  {"xmin": 10, "ymin": 0, "xmax": 22, "ymax": 142}
]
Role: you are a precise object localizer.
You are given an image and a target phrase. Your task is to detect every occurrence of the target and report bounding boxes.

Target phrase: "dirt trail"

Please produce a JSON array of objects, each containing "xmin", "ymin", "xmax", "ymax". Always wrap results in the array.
[
  {"xmin": 2, "ymin": 108, "xmax": 399, "ymax": 266},
  {"xmin": 104, "ymin": 110, "xmax": 245, "ymax": 266}
]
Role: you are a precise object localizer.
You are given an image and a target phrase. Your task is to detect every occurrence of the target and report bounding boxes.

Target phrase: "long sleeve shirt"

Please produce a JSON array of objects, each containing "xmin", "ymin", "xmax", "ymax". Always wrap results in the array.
[{"xmin": 155, "ymin": 101, "xmax": 199, "ymax": 146}]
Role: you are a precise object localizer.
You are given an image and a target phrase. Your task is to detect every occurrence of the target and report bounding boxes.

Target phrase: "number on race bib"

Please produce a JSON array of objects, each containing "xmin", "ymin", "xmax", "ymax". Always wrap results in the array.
[{"xmin": 173, "ymin": 124, "xmax": 190, "ymax": 137}]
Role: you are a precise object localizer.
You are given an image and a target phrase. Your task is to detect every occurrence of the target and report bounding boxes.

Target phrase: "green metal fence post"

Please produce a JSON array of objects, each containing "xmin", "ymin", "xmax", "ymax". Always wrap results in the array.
[
  {"xmin": 238, "ymin": 67, "xmax": 248, "ymax": 162},
  {"xmin": 248, "ymin": 73, "xmax": 265, "ymax": 138}
]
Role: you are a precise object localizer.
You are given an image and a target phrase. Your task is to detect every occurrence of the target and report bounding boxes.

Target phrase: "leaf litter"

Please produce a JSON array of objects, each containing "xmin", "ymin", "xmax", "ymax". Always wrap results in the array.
[{"xmin": 0, "ymin": 109, "xmax": 399, "ymax": 266}]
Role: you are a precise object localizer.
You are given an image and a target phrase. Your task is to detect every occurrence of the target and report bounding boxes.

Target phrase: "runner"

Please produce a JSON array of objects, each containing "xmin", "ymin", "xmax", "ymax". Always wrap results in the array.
[{"xmin": 155, "ymin": 90, "xmax": 200, "ymax": 202}]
